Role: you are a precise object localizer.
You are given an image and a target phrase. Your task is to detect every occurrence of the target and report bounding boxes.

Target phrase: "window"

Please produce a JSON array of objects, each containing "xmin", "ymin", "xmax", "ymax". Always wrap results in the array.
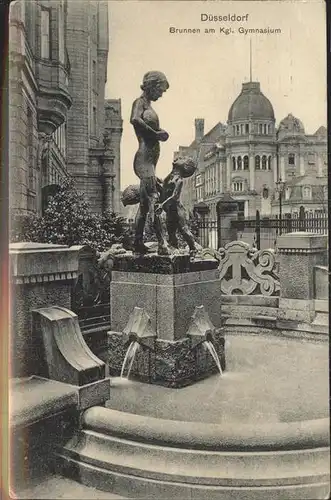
[
  {"xmin": 264, "ymin": 124, "xmax": 267, "ymax": 134},
  {"xmin": 308, "ymin": 153, "xmax": 315, "ymax": 164},
  {"xmin": 302, "ymin": 186, "xmax": 311, "ymax": 199},
  {"xmin": 255, "ymin": 155, "xmax": 260, "ymax": 170},
  {"xmin": 58, "ymin": 2, "xmax": 65, "ymax": 63},
  {"xmin": 233, "ymin": 181, "xmax": 243, "ymax": 192},
  {"xmin": 27, "ymin": 107, "xmax": 34, "ymax": 191},
  {"xmin": 233, "ymin": 126, "xmax": 236, "ymax": 136},
  {"xmin": 237, "ymin": 156, "xmax": 242, "ymax": 170},
  {"xmin": 41, "ymin": 8, "xmax": 50, "ymax": 59},
  {"xmin": 93, "ymin": 60, "xmax": 97, "ymax": 90},
  {"xmin": 240, "ymin": 124, "xmax": 244, "ymax": 135},
  {"xmin": 236, "ymin": 125, "xmax": 239, "ymax": 135},
  {"xmin": 288, "ymin": 153, "xmax": 295, "ymax": 166},
  {"xmin": 268, "ymin": 156, "xmax": 272, "ymax": 170},
  {"xmin": 196, "ymin": 186, "xmax": 203, "ymax": 202},
  {"xmin": 262, "ymin": 155, "xmax": 267, "ymax": 170},
  {"xmin": 92, "ymin": 106, "xmax": 97, "ymax": 136},
  {"xmin": 268, "ymin": 124, "xmax": 271, "ymax": 134},
  {"xmin": 232, "ymin": 157, "xmax": 236, "ymax": 171},
  {"xmin": 245, "ymin": 124, "xmax": 249, "ymax": 134},
  {"xmin": 259, "ymin": 124, "xmax": 263, "ymax": 134},
  {"xmin": 243, "ymin": 155, "xmax": 249, "ymax": 170},
  {"xmin": 195, "ymin": 174, "xmax": 202, "ymax": 186}
]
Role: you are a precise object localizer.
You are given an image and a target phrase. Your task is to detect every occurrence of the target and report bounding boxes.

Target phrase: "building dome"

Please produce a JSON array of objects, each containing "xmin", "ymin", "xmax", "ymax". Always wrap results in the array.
[
  {"xmin": 228, "ymin": 82, "xmax": 275, "ymax": 122},
  {"xmin": 278, "ymin": 113, "xmax": 305, "ymax": 135}
]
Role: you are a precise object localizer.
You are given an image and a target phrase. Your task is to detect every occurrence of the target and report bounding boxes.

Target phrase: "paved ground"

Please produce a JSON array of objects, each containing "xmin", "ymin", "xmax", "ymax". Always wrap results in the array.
[{"xmin": 15, "ymin": 474, "xmax": 126, "ymax": 499}]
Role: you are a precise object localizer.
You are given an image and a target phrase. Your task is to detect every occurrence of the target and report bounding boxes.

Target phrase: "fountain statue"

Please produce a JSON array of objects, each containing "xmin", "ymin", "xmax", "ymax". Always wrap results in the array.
[
  {"xmin": 130, "ymin": 70, "xmax": 170, "ymax": 256},
  {"xmin": 107, "ymin": 71, "xmax": 225, "ymax": 387},
  {"xmin": 155, "ymin": 156, "xmax": 201, "ymax": 257}
]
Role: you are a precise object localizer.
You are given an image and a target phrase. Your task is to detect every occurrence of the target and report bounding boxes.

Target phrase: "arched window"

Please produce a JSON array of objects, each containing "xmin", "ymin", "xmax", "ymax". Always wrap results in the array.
[
  {"xmin": 259, "ymin": 124, "xmax": 263, "ymax": 134},
  {"xmin": 262, "ymin": 187, "xmax": 269, "ymax": 199},
  {"xmin": 245, "ymin": 124, "xmax": 249, "ymax": 134},
  {"xmin": 268, "ymin": 156, "xmax": 272, "ymax": 170},
  {"xmin": 268, "ymin": 124, "xmax": 271, "ymax": 134},
  {"xmin": 255, "ymin": 155, "xmax": 260, "ymax": 170},
  {"xmin": 264, "ymin": 124, "xmax": 267, "ymax": 134},
  {"xmin": 243, "ymin": 155, "xmax": 249, "ymax": 170},
  {"xmin": 237, "ymin": 156, "xmax": 242, "ymax": 170},
  {"xmin": 233, "ymin": 126, "xmax": 236, "ymax": 135},
  {"xmin": 232, "ymin": 157, "xmax": 236, "ymax": 170},
  {"xmin": 262, "ymin": 155, "xmax": 267, "ymax": 170},
  {"xmin": 236, "ymin": 125, "xmax": 240, "ymax": 135},
  {"xmin": 240, "ymin": 124, "xmax": 244, "ymax": 134}
]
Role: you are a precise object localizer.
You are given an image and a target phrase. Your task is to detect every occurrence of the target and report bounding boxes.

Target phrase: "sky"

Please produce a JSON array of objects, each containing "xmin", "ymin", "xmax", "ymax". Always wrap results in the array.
[{"xmin": 105, "ymin": 0, "xmax": 327, "ymax": 188}]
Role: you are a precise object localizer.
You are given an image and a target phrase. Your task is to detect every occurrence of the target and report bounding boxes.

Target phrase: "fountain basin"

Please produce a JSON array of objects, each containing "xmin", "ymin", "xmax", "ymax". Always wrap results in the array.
[
  {"xmin": 56, "ymin": 333, "xmax": 330, "ymax": 499},
  {"xmin": 82, "ymin": 406, "xmax": 329, "ymax": 451}
]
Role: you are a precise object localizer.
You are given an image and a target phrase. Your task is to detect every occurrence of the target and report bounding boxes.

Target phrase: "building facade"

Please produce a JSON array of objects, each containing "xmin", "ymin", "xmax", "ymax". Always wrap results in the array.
[
  {"xmin": 9, "ymin": 0, "xmax": 122, "ymax": 217},
  {"xmin": 176, "ymin": 81, "xmax": 327, "ymax": 220}
]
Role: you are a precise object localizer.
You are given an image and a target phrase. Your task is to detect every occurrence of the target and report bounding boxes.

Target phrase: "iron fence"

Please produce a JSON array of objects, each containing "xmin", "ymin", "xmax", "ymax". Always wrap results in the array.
[{"xmin": 196, "ymin": 211, "xmax": 328, "ymax": 251}]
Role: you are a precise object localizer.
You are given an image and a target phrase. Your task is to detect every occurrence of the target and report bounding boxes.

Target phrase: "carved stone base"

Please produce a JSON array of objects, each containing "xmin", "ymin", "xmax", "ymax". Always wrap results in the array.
[
  {"xmin": 108, "ymin": 309, "xmax": 225, "ymax": 389},
  {"xmin": 108, "ymin": 255, "xmax": 224, "ymax": 388}
]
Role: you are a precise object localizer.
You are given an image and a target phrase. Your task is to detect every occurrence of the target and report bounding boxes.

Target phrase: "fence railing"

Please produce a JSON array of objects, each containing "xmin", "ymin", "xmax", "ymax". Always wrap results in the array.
[
  {"xmin": 196, "ymin": 211, "xmax": 328, "ymax": 251},
  {"xmin": 195, "ymin": 219, "xmax": 218, "ymax": 249}
]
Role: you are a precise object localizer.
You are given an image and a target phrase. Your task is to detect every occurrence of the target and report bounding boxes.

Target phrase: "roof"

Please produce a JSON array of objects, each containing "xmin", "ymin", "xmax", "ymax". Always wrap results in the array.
[
  {"xmin": 286, "ymin": 175, "xmax": 327, "ymax": 187},
  {"xmin": 278, "ymin": 113, "xmax": 305, "ymax": 135},
  {"xmin": 228, "ymin": 82, "xmax": 274, "ymax": 122}
]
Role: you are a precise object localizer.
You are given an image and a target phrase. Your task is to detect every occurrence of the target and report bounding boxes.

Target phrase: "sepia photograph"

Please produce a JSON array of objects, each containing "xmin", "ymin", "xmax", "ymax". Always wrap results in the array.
[{"xmin": 5, "ymin": 0, "xmax": 329, "ymax": 498}]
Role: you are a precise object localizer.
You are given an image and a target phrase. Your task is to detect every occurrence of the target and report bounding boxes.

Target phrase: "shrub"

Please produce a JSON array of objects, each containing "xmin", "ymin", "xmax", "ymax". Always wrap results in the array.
[{"xmin": 10, "ymin": 178, "xmax": 126, "ymax": 253}]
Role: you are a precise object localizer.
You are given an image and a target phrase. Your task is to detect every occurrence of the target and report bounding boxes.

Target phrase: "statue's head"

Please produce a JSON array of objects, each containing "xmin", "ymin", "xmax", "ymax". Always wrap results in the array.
[
  {"xmin": 172, "ymin": 156, "xmax": 197, "ymax": 178},
  {"xmin": 141, "ymin": 71, "xmax": 169, "ymax": 101}
]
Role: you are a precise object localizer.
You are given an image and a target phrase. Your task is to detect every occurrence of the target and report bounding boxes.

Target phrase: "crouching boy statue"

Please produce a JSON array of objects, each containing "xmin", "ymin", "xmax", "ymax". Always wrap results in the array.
[{"xmin": 155, "ymin": 156, "xmax": 201, "ymax": 256}]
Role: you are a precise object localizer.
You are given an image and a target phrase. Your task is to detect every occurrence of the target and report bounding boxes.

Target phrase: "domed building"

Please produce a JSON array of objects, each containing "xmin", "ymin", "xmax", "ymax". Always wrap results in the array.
[{"xmin": 176, "ymin": 80, "xmax": 327, "ymax": 220}]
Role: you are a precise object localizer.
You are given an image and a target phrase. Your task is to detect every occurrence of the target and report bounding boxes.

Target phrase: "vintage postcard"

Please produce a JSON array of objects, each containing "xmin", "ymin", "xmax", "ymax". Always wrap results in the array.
[{"xmin": 6, "ymin": 0, "xmax": 329, "ymax": 499}]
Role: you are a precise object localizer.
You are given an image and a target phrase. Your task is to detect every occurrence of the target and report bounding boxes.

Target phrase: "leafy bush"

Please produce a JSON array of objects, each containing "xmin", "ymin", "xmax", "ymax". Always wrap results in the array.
[{"xmin": 10, "ymin": 178, "xmax": 127, "ymax": 252}]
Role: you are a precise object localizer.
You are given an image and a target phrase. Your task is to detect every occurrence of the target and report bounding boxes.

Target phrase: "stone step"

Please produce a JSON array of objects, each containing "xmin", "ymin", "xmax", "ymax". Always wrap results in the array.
[
  {"xmin": 54, "ymin": 406, "xmax": 330, "ymax": 499},
  {"xmin": 58, "ymin": 429, "xmax": 329, "ymax": 487}
]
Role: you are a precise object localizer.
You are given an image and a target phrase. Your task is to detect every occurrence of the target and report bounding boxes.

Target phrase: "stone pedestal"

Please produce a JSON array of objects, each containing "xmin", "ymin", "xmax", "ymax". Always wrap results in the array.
[
  {"xmin": 110, "ymin": 254, "xmax": 221, "ymax": 341},
  {"xmin": 216, "ymin": 197, "xmax": 238, "ymax": 249},
  {"xmin": 108, "ymin": 253, "xmax": 225, "ymax": 388},
  {"xmin": 277, "ymin": 232, "xmax": 328, "ymax": 324}
]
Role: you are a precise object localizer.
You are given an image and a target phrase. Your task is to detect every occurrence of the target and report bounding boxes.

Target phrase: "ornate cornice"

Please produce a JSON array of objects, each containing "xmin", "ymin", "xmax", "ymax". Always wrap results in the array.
[
  {"xmin": 277, "ymin": 247, "xmax": 326, "ymax": 255},
  {"xmin": 13, "ymin": 271, "xmax": 78, "ymax": 285}
]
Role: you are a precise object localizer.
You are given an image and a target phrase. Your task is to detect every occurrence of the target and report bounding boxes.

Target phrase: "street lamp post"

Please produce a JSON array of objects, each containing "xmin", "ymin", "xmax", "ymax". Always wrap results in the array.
[{"xmin": 276, "ymin": 177, "xmax": 285, "ymax": 235}]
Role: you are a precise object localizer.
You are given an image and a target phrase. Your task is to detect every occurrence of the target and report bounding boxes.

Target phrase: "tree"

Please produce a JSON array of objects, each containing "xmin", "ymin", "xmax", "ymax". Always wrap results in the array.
[{"xmin": 10, "ymin": 178, "xmax": 126, "ymax": 252}]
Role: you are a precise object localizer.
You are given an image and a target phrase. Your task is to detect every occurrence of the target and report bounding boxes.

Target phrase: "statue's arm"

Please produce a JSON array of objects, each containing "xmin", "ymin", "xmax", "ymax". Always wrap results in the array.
[
  {"xmin": 130, "ymin": 98, "xmax": 159, "ymax": 139},
  {"xmin": 172, "ymin": 178, "xmax": 183, "ymax": 201},
  {"xmin": 161, "ymin": 179, "xmax": 183, "ymax": 208}
]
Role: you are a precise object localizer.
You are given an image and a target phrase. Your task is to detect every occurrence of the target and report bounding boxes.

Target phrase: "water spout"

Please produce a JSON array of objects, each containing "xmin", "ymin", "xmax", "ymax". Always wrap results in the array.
[
  {"xmin": 121, "ymin": 341, "xmax": 140, "ymax": 379},
  {"xmin": 204, "ymin": 340, "xmax": 223, "ymax": 376}
]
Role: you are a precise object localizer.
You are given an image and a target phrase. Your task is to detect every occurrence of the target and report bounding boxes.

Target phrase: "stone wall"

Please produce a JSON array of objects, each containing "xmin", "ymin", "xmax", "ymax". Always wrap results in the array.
[{"xmin": 9, "ymin": 242, "xmax": 82, "ymax": 377}]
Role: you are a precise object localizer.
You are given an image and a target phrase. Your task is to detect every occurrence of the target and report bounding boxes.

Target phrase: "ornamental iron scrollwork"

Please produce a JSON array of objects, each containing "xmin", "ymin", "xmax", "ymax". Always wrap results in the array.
[{"xmin": 201, "ymin": 241, "xmax": 280, "ymax": 296}]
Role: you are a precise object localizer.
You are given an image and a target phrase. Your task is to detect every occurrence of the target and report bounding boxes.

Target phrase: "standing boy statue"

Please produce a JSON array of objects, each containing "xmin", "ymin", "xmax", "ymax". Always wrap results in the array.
[{"xmin": 130, "ymin": 71, "xmax": 170, "ymax": 255}]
